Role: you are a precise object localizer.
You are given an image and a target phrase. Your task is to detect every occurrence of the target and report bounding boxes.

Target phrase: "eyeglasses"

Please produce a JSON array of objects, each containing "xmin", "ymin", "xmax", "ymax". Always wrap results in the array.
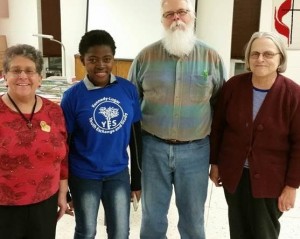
[
  {"xmin": 162, "ymin": 9, "xmax": 190, "ymax": 19},
  {"xmin": 8, "ymin": 69, "xmax": 37, "ymax": 77},
  {"xmin": 250, "ymin": 51, "xmax": 281, "ymax": 59}
]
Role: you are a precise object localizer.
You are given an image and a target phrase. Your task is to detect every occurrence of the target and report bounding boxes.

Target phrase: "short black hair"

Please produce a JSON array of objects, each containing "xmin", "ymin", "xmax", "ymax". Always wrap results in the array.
[{"xmin": 78, "ymin": 30, "xmax": 116, "ymax": 56}]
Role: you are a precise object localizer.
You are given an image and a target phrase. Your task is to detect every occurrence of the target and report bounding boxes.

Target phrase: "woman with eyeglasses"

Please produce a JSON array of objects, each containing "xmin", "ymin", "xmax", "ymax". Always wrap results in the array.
[
  {"xmin": 209, "ymin": 31, "xmax": 300, "ymax": 239},
  {"xmin": 0, "ymin": 44, "xmax": 69, "ymax": 239}
]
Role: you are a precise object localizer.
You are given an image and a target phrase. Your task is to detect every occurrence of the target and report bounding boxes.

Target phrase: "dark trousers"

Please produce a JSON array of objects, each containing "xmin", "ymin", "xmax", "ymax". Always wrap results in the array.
[
  {"xmin": 224, "ymin": 169, "xmax": 283, "ymax": 239},
  {"xmin": 0, "ymin": 192, "xmax": 58, "ymax": 239}
]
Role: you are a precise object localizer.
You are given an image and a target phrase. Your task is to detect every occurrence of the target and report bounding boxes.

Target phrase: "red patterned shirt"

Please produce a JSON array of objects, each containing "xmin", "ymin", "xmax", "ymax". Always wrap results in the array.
[{"xmin": 0, "ymin": 96, "xmax": 68, "ymax": 205}]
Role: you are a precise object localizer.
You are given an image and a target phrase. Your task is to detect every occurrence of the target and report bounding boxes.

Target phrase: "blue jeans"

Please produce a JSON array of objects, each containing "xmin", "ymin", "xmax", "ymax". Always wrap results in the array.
[
  {"xmin": 140, "ymin": 135, "xmax": 210, "ymax": 239},
  {"xmin": 69, "ymin": 168, "xmax": 130, "ymax": 239}
]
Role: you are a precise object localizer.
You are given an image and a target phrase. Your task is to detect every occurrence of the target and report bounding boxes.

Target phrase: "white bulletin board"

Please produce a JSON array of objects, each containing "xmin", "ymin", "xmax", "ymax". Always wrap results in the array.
[
  {"xmin": 87, "ymin": 0, "xmax": 196, "ymax": 58},
  {"xmin": 87, "ymin": 0, "xmax": 162, "ymax": 59}
]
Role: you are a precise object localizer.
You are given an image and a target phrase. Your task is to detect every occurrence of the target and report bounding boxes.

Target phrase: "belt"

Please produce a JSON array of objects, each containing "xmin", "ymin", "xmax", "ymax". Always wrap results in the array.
[{"xmin": 143, "ymin": 131, "xmax": 193, "ymax": 145}]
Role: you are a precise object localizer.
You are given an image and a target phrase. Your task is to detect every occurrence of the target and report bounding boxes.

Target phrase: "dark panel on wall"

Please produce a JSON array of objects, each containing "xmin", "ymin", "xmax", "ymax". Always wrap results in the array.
[
  {"xmin": 231, "ymin": 0, "xmax": 261, "ymax": 59},
  {"xmin": 41, "ymin": 0, "xmax": 61, "ymax": 57}
]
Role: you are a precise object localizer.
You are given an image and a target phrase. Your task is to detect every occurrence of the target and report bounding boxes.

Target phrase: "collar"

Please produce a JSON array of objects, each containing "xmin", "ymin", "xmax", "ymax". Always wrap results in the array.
[{"xmin": 83, "ymin": 74, "xmax": 117, "ymax": 90}]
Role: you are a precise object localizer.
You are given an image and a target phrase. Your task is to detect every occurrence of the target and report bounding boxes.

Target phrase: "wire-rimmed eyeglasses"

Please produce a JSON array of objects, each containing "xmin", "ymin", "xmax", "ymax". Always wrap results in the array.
[
  {"xmin": 250, "ymin": 51, "xmax": 281, "ymax": 59},
  {"xmin": 8, "ymin": 69, "xmax": 38, "ymax": 77},
  {"xmin": 162, "ymin": 9, "xmax": 190, "ymax": 19}
]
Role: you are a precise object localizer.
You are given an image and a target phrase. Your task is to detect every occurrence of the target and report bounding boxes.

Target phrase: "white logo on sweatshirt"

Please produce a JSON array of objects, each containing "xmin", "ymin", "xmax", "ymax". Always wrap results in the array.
[{"xmin": 89, "ymin": 97, "xmax": 128, "ymax": 134}]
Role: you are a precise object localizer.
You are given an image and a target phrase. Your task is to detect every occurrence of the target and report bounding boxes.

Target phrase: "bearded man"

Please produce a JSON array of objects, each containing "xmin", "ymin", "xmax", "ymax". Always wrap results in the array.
[{"xmin": 128, "ymin": 0, "xmax": 226, "ymax": 238}]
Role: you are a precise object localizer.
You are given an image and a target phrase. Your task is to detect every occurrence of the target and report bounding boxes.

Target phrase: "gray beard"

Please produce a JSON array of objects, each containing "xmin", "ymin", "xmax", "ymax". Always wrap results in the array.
[{"xmin": 162, "ymin": 23, "xmax": 196, "ymax": 57}]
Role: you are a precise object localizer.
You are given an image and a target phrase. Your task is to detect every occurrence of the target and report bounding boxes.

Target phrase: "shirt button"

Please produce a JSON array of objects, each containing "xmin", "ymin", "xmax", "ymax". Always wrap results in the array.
[{"xmin": 254, "ymin": 173, "xmax": 260, "ymax": 179}]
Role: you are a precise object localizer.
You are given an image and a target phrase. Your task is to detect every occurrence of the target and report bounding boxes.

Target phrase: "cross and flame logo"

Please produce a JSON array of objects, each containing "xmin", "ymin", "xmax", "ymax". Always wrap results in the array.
[{"xmin": 274, "ymin": 0, "xmax": 300, "ymax": 47}]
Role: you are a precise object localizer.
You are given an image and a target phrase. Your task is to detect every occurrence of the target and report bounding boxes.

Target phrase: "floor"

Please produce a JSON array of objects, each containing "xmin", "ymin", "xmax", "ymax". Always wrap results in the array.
[{"xmin": 56, "ymin": 181, "xmax": 300, "ymax": 239}]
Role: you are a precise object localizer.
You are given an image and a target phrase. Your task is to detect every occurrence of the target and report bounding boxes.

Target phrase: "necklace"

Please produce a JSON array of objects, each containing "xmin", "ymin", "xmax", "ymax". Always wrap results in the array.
[{"xmin": 7, "ymin": 93, "xmax": 37, "ymax": 129}]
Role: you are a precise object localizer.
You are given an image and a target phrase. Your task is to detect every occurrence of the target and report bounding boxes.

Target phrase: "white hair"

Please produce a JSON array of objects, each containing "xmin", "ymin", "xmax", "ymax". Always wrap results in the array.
[
  {"xmin": 162, "ymin": 18, "xmax": 196, "ymax": 57},
  {"xmin": 161, "ymin": 0, "xmax": 195, "ymax": 18}
]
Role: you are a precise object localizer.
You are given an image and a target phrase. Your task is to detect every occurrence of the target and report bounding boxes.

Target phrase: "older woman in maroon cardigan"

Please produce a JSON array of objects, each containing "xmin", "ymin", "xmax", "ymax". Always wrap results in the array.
[{"xmin": 209, "ymin": 31, "xmax": 300, "ymax": 239}]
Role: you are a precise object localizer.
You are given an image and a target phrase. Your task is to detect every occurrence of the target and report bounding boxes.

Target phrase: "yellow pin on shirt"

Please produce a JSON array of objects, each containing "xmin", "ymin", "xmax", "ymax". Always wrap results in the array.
[{"xmin": 40, "ymin": 121, "xmax": 51, "ymax": 132}]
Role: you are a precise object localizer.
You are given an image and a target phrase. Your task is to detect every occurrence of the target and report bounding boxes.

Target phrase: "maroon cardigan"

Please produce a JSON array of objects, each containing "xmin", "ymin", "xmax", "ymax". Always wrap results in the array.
[{"xmin": 210, "ymin": 72, "xmax": 300, "ymax": 198}]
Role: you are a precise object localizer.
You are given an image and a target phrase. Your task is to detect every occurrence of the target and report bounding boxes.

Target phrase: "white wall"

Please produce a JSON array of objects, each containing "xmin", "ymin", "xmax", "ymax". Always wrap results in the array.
[
  {"xmin": 1, "ymin": 0, "xmax": 299, "ymax": 84},
  {"xmin": 60, "ymin": 0, "xmax": 86, "ymax": 80},
  {"xmin": 86, "ymin": 0, "xmax": 196, "ymax": 60},
  {"xmin": 0, "ymin": 0, "xmax": 86, "ymax": 81},
  {"xmin": 195, "ymin": 0, "xmax": 234, "ymax": 79},
  {"xmin": 87, "ymin": 0, "xmax": 162, "ymax": 59},
  {"xmin": 0, "ymin": 0, "xmax": 40, "ymax": 48}
]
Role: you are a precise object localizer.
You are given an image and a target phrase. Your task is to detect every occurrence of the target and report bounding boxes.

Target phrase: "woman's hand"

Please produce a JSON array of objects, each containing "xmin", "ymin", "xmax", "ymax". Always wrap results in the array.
[
  {"xmin": 57, "ymin": 195, "xmax": 68, "ymax": 221},
  {"xmin": 278, "ymin": 185, "xmax": 297, "ymax": 212},
  {"xmin": 65, "ymin": 200, "xmax": 74, "ymax": 216},
  {"xmin": 57, "ymin": 179, "xmax": 72, "ymax": 220},
  {"xmin": 209, "ymin": 164, "xmax": 222, "ymax": 187}
]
